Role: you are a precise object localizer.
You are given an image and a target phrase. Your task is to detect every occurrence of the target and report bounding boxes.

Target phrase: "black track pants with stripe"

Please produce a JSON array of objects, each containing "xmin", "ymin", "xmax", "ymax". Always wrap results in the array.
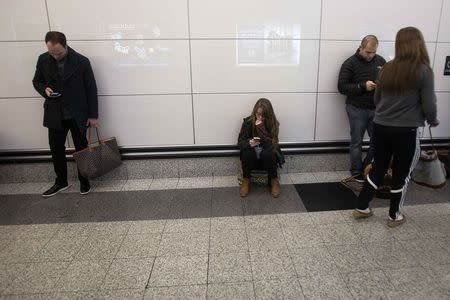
[{"xmin": 356, "ymin": 123, "xmax": 420, "ymax": 219}]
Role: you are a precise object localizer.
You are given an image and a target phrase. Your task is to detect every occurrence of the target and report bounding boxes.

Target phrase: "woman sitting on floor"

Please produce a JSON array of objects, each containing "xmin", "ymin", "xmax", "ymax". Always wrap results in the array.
[{"xmin": 238, "ymin": 98, "xmax": 281, "ymax": 198}]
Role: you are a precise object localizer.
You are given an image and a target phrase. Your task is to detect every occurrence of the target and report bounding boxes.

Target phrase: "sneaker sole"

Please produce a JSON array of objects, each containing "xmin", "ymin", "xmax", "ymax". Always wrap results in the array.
[
  {"xmin": 80, "ymin": 188, "xmax": 91, "ymax": 195},
  {"xmin": 387, "ymin": 217, "xmax": 406, "ymax": 228},
  {"xmin": 352, "ymin": 209, "xmax": 373, "ymax": 219},
  {"xmin": 42, "ymin": 186, "xmax": 69, "ymax": 198}
]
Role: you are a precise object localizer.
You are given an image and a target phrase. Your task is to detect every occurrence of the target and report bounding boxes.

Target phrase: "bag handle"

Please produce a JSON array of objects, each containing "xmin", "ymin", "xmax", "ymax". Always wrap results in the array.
[
  {"xmin": 87, "ymin": 126, "xmax": 102, "ymax": 146},
  {"xmin": 428, "ymin": 126, "xmax": 436, "ymax": 151}
]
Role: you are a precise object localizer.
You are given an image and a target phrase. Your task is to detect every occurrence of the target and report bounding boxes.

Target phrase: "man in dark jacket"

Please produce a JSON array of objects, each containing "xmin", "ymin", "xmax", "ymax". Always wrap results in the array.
[
  {"xmin": 33, "ymin": 31, "xmax": 98, "ymax": 197},
  {"xmin": 338, "ymin": 35, "xmax": 386, "ymax": 182}
]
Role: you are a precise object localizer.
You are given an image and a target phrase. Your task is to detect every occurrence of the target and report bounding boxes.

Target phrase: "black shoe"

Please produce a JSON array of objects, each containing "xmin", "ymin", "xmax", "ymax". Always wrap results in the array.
[
  {"xmin": 42, "ymin": 183, "xmax": 68, "ymax": 198},
  {"xmin": 80, "ymin": 181, "xmax": 91, "ymax": 195},
  {"xmin": 353, "ymin": 173, "xmax": 365, "ymax": 183}
]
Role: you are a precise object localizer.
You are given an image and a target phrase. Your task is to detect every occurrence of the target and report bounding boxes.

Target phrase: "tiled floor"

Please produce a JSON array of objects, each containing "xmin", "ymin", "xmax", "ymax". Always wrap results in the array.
[{"xmin": 0, "ymin": 173, "xmax": 449, "ymax": 299}]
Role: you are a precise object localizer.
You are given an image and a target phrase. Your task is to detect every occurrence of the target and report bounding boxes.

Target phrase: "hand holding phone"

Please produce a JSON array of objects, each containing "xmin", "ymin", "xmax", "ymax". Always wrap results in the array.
[
  {"xmin": 249, "ymin": 137, "xmax": 261, "ymax": 147},
  {"xmin": 50, "ymin": 91, "xmax": 61, "ymax": 97}
]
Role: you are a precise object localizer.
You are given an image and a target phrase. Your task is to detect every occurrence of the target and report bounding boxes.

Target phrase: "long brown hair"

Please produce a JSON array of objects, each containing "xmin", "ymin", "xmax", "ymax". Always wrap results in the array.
[
  {"xmin": 378, "ymin": 27, "xmax": 430, "ymax": 95},
  {"xmin": 251, "ymin": 98, "xmax": 280, "ymax": 149}
]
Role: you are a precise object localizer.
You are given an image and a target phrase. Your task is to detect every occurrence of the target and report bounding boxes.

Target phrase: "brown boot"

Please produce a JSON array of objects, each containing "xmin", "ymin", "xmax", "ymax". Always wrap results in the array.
[
  {"xmin": 240, "ymin": 178, "xmax": 250, "ymax": 197},
  {"xmin": 270, "ymin": 178, "xmax": 280, "ymax": 198}
]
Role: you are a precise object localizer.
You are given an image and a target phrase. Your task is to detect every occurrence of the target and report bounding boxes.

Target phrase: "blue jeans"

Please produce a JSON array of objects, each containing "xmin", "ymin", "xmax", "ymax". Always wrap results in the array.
[{"xmin": 346, "ymin": 104, "xmax": 375, "ymax": 175}]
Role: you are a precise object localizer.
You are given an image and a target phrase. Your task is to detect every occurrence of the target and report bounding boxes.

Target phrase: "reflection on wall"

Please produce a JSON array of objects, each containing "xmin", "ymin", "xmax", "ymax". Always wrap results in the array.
[
  {"xmin": 110, "ymin": 25, "xmax": 169, "ymax": 67},
  {"xmin": 236, "ymin": 24, "xmax": 301, "ymax": 65}
]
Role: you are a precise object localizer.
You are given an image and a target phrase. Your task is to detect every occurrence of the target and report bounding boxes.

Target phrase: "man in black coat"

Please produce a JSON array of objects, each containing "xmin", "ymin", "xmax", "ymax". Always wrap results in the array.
[
  {"xmin": 338, "ymin": 35, "xmax": 386, "ymax": 182},
  {"xmin": 33, "ymin": 31, "xmax": 98, "ymax": 197}
]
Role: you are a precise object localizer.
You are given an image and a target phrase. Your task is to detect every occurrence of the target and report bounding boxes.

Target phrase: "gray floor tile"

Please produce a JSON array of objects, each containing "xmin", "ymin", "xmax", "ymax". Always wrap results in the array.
[
  {"xmin": 208, "ymin": 252, "xmax": 252, "ymax": 283},
  {"xmin": 364, "ymin": 240, "xmax": 421, "ymax": 270},
  {"xmin": 244, "ymin": 215, "xmax": 280, "ymax": 229},
  {"xmin": 352, "ymin": 221, "xmax": 396, "ymax": 243},
  {"xmin": 279, "ymin": 173, "xmax": 293, "ymax": 185},
  {"xmin": 53, "ymin": 223, "xmax": 95, "ymax": 239},
  {"xmin": 209, "ymin": 229, "xmax": 248, "ymax": 254},
  {"xmin": 73, "ymin": 234, "xmax": 125, "ymax": 261},
  {"xmin": 102, "ymin": 257, "xmax": 154, "ymax": 290},
  {"xmin": 213, "ymin": 176, "xmax": 239, "ymax": 188},
  {"xmin": 277, "ymin": 213, "xmax": 313, "ymax": 228},
  {"xmin": 342, "ymin": 270, "xmax": 393, "ymax": 299},
  {"xmin": 282, "ymin": 226, "xmax": 323, "ymax": 250},
  {"xmin": 289, "ymin": 173, "xmax": 318, "ymax": 184},
  {"xmin": 121, "ymin": 179, "xmax": 153, "ymax": 191},
  {"xmin": 254, "ymin": 279, "xmax": 304, "ymax": 300},
  {"xmin": 55, "ymin": 260, "xmax": 110, "ymax": 292},
  {"xmin": 415, "ymin": 215, "xmax": 450, "ymax": 239},
  {"xmin": 177, "ymin": 177, "xmax": 213, "ymax": 189},
  {"xmin": 149, "ymin": 178, "xmax": 179, "ymax": 190},
  {"xmin": 144, "ymin": 285, "xmax": 207, "ymax": 299},
  {"xmin": 127, "ymin": 220, "xmax": 166, "ymax": 235},
  {"xmin": 4, "ymin": 261, "xmax": 69, "ymax": 294},
  {"xmin": 385, "ymin": 266, "xmax": 441, "ymax": 294},
  {"xmin": 313, "ymin": 171, "xmax": 350, "ymax": 183},
  {"xmin": 89, "ymin": 221, "xmax": 131, "ymax": 237},
  {"xmin": 0, "ymin": 293, "xmax": 59, "ymax": 300},
  {"xmin": 164, "ymin": 218, "xmax": 210, "ymax": 233},
  {"xmin": 298, "ymin": 274, "xmax": 352, "ymax": 300},
  {"xmin": 400, "ymin": 238, "xmax": 450, "ymax": 267},
  {"xmin": 92, "ymin": 180, "xmax": 127, "ymax": 192},
  {"xmin": 148, "ymin": 255, "xmax": 208, "ymax": 286},
  {"xmin": 210, "ymin": 216, "xmax": 245, "ymax": 232},
  {"xmin": 291, "ymin": 245, "xmax": 340, "ymax": 277},
  {"xmin": 116, "ymin": 234, "xmax": 161, "ymax": 258},
  {"xmin": 309, "ymin": 210, "xmax": 350, "ymax": 225},
  {"xmin": 158, "ymin": 231, "xmax": 209, "ymax": 256},
  {"xmin": 53, "ymin": 290, "xmax": 144, "ymax": 300},
  {"xmin": 250, "ymin": 250, "xmax": 297, "ymax": 281},
  {"xmin": 0, "ymin": 182, "xmax": 48, "ymax": 195},
  {"xmin": 4, "ymin": 224, "xmax": 61, "ymax": 240},
  {"xmin": 327, "ymin": 243, "xmax": 380, "ymax": 274},
  {"xmin": 0, "ymin": 238, "xmax": 48, "ymax": 264},
  {"xmin": 0, "ymin": 263, "xmax": 28, "ymax": 294},
  {"xmin": 33, "ymin": 235, "xmax": 88, "ymax": 262},
  {"xmin": 317, "ymin": 223, "xmax": 360, "ymax": 245},
  {"xmin": 425, "ymin": 263, "xmax": 450, "ymax": 293},
  {"xmin": 247, "ymin": 227, "xmax": 288, "ymax": 252},
  {"xmin": 207, "ymin": 282, "xmax": 255, "ymax": 300}
]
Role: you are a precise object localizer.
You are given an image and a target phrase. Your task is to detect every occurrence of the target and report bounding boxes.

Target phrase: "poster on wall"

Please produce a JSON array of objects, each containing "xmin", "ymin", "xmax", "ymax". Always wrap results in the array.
[{"xmin": 445, "ymin": 56, "xmax": 450, "ymax": 76}]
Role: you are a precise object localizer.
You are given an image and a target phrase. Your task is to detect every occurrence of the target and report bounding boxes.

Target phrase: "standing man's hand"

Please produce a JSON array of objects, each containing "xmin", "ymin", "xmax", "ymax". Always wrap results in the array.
[
  {"xmin": 86, "ymin": 118, "xmax": 98, "ymax": 127},
  {"xmin": 45, "ymin": 87, "xmax": 53, "ymax": 97},
  {"xmin": 365, "ymin": 80, "xmax": 376, "ymax": 91}
]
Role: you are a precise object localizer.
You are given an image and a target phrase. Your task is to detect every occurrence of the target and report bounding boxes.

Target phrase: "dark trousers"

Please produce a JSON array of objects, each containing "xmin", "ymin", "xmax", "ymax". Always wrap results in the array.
[
  {"xmin": 241, "ymin": 148, "xmax": 277, "ymax": 179},
  {"xmin": 48, "ymin": 119, "xmax": 88, "ymax": 186},
  {"xmin": 357, "ymin": 123, "xmax": 420, "ymax": 219}
]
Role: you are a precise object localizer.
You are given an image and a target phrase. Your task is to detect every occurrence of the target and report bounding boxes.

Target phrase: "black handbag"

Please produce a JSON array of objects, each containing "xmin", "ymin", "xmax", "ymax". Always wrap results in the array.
[{"xmin": 73, "ymin": 127, "xmax": 122, "ymax": 179}]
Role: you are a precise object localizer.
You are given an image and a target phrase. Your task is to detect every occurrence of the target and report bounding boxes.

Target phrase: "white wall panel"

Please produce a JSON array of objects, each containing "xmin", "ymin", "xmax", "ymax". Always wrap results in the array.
[
  {"xmin": 438, "ymin": 0, "xmax": 450, "ymax": 42},
  {"xmin": 433, "ymin": 92, "xmax": 450, "ymax": 138},
  {"xmin": 321, "ymin": 0, "xmax": 442, "ymax": 42},
  {"xmin": 193, "ymin": 93, "xmax": 316, "ymax": 144},
  {"xmin": 47, "ymin": 0, "xmax": 188, "ymax": 40},
  {"xmin": 189, "ymin": 0, "xmax": 321, "ymax": 39},
  {"xmin": 0, "ymin": 0, "xmax": 48, "ymax": 41},
  {"xmin": 70, "ymin": 40, "xmax": 191, "ymax": 95},
  {"xmin": 0, "ymin": 42, "xmax": 47, "ymax": 98},
  {"xmin": 315, "ymin": 93, "xmax": 349, "ymax": 141},
  {"xmin": 191, "ymin": 40, "xmax": 319, "ymax": 93},
  {"xmin": 318, "ymin": 41, "xmax": 437, "ymax": 93},
  {"xmin": 0, "ymin": 99, "xmax": 48, "ymax": 150},
  {"xmin": 434, "ymin": 42, "xmax": 450, "ymax": 92},
  {"xmin": 98, "ymin": 95, "xmax": 193, "ymax": 146}
]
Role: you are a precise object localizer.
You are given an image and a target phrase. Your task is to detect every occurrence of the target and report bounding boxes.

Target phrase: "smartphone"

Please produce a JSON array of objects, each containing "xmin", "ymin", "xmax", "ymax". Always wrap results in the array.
[{"xmin": 50, "ymin": 91, "xmax": 61, "ymax": 97}]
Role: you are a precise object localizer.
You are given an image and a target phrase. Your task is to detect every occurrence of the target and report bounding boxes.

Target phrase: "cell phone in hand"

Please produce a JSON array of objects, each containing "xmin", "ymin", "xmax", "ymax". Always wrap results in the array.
[{"xmin": 50, "ymin": 91, "xmax": 61, "ymax": 97}]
